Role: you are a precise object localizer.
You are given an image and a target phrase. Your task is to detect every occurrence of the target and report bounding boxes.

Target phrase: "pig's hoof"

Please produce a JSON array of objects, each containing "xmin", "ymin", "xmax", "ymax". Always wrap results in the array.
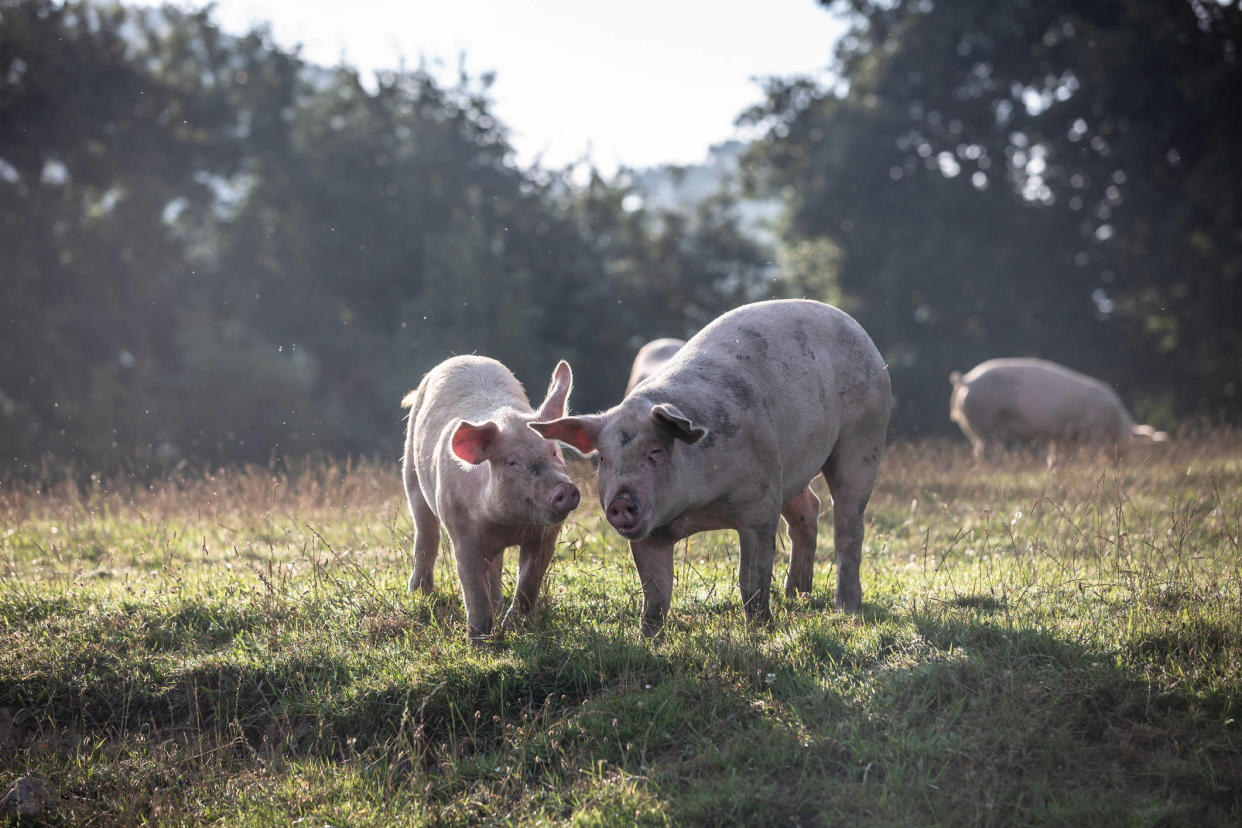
[
  {"xmin": 499, "ymin": 609, "xmax": 529, "ymax": 632},
  {"xmin": 467, "ymin": 632, "xmax": 503, "ymax": 648},
  {"xmin": 466, "ymin": 621, "xmax": 499, "ymax": 646},
  {"xmin": 640, "ymin": 619, "xmax": 666, "ymax": 640},
  {"xmin": 833, "ymin": 592, "xmax": 862, "ymax": 612},
  {"xmin": 784, "ymin": 582, "xmax": 812, "ymax": 599},
  {"xmin": 744, "ymin": 608, "xmax": 775, "ymax": 627}
]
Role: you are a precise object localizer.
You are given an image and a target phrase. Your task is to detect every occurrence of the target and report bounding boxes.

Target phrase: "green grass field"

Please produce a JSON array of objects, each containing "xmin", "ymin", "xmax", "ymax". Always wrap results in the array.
[{"xmin": 2, "ymin": 435, "xmax": 1240, "ymax": 825}]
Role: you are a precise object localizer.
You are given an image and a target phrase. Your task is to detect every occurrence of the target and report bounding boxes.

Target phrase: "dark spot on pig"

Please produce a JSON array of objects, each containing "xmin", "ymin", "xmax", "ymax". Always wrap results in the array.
[
  {"xmin": 528, "ymin": 460, "xmax": 547, "ymax": 477},
  {"xmin": 732, "ymin": 326, "xmax": 769, "ymax": 361},
  {"xmin": 700, "ymin": 402, "xmax": 740, "ymax": 450},
  {"xmin": 793, "ymin": 325, "xmax": 814, "ymax": 359},
  {"xmin": 619, "ymin": 430, "xmax": 634, "ymax": 447},
  {"xmin": 723, "ymin": 374, "xmax": 756, "ymax": 407}
]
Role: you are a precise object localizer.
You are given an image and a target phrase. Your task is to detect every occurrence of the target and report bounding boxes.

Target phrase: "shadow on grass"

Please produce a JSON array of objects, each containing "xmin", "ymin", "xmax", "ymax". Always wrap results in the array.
[
  {"xmin": 892, "ymin": 608, "xmax": 1242, "ymax": 818},
  {"xmin": 4, "ymin": 586, "xmax": 1240, "ymax": 824}
]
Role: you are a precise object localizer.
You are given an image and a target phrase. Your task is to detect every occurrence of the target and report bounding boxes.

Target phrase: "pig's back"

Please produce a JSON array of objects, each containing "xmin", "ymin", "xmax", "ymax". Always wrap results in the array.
[
  {"xmin": 962, "ymin": 359, "xmax": 1127, "ymax": 437},
  {"xmin": 417, "ymin": 356, "xmax": 529, "ymax": 423},
  {"xmin": 651, "ymin": 300, "xmax": 889, "ymax": 487}
]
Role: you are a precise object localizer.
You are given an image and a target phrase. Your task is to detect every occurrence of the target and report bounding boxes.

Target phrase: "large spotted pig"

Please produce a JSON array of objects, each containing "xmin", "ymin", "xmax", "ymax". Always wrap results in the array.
[
  {"xmin": 532, "ymin": 299, "xmax": 891, "ymax": 636},
  {"xmin": 402, "ymin": 356, "xmax": 581, "ymax": 641},
  {"xmin": 949, "ymin": 358, "xmax": 1167, "ymax": 464}
]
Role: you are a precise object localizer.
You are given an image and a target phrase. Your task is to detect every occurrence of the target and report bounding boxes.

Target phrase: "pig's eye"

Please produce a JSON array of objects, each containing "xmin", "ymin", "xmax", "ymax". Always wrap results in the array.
[
  {"xmin": 645, "ymin": 447, "xmax": 664, "ymax": 466},
  {"xmin": 505, "ymin": 456, "xmax": 520, "ymax": 469}
]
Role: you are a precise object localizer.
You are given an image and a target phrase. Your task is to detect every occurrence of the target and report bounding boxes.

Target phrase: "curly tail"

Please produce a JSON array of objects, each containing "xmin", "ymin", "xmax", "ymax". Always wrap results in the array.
[{"xmin": 949, "ymin": 370, "xmax": 963, "ymax": 386}]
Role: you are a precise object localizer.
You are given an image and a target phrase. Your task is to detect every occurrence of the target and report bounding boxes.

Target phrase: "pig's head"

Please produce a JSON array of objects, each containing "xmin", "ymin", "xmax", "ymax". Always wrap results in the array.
[
  {"xmin": 451, "ymin": 361, "xmax": 581, "ymax": 525},
  {"xmin": 529, "ymin": 396, "xmax": 707, "ymax": 540}
]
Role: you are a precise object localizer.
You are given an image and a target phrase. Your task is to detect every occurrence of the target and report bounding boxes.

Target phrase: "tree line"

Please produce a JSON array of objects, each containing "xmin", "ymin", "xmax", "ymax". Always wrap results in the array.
[
  {"xmin": 743, "ymin": 0, "xmax": 1241, "ymax": 434},
  {"xmin": 1, "ymin": 0, "xmax": 1237, "ymax": 478}
]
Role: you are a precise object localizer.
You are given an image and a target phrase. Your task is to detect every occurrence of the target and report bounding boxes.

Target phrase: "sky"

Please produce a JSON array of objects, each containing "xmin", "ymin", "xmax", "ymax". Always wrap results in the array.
[{"xmin": 141, "ymin": 0, "xmax": 846, "ymax": 172}]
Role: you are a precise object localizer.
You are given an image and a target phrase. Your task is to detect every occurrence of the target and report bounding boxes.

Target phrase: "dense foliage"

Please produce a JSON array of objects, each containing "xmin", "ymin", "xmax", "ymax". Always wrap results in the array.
[
  {"xmin": 0, "ymin": 0, "xmax": 773, "ymax": 475},
  {"xmin": 744, "ymin": 0, "xmax": 1242, "ymax": 433}
]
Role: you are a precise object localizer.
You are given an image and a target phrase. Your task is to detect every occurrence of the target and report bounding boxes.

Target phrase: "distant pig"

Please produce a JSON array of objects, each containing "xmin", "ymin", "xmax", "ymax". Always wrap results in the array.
[
  {"xmin": 625, "ymin": 338, "xmax": 685, "ymax": 395},
  {"xmin": 402, "ymin": 356, "xmax": 581, "ymax": 641},
  {"xmin": 949, "ymin": 358, "xmax": 1168, "ymax": 464},
  {"xmin": 532, "ymin": 299, "xmax": 892, "ymax": 636}
]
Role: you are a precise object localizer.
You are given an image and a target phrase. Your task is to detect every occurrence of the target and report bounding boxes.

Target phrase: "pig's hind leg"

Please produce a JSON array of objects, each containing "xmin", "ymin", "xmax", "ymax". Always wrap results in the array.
[
  {"xmin": 405, "ymin": 469, "xmax": 442, "ymax": 594},
  {"xmin": 782, "ymin": 486, "xmax": 821, "ymax": 597},
  {"xmin": 823, "ymin": 427, "xmax": 885, "ymax": 612}
]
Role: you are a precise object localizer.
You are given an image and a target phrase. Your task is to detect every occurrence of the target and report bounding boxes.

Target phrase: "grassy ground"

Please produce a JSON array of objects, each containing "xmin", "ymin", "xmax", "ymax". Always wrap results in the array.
[{"xmin": 2, "ymin": 435, "xmax": 1240, "ymax": 825}]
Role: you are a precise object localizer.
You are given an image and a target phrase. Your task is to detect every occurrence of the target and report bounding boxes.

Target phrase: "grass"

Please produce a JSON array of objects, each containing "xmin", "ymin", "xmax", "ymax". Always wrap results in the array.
[{"xmin": 1, "ymin": 435, "xmax": 1240, "ymax": 825}]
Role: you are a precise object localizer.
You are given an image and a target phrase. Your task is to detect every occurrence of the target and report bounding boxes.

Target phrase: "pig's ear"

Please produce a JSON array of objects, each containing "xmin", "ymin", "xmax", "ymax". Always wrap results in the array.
[
  {"xmin": 535, "ymin": 360, "xmax": 573, "ymax": 421},
  {"xmin": 651, "ymin": 403, "xmax": 707, "ymax": 444},
  {"xmin": 529, "ymin": 415, "xmax": 599, "ymax": 454},
  {"xmin": 452, "ymin": 420, "xmax": 500, "ymax": 464}
]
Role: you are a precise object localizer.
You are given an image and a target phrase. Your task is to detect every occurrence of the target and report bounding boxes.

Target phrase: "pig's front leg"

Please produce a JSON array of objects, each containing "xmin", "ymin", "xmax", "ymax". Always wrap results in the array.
[
  {"xmin": 630, "ymin": 537, "xmax": 675, "ymax": 638},
  {"xmin": 501, "ymin": 527, "xmax": 558, "ymax": 631},
  {"xmin": 451, "ymin": 535, "xmax": 503, "ymax": 641},
  {"xmin": 487, "ymin": 553, "xmax": 505, "ymax": 621},
  {"xmin": 737, "ymin": 519, "xmax": 779, "ymax": 625}
]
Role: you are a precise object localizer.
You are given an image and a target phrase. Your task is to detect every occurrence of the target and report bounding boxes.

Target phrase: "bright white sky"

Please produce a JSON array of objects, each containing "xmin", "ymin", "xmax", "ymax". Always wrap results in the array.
[{"xmin": 146, "ymin": 0, "xmax": 845, "ymax": 172}]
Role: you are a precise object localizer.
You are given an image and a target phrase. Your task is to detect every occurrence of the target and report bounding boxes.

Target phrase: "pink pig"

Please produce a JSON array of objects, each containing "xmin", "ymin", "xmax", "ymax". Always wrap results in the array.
[
  {"xmin": 532, "ymin": 300, "xmax": 892, "ymax": 636},
  {"xmin": 949, "ymin": 358, "xmax": 1168, "ymax": 465},
  {"xmin": 401, "ymin": 356, "xmax": 581, "ymax": 641}
]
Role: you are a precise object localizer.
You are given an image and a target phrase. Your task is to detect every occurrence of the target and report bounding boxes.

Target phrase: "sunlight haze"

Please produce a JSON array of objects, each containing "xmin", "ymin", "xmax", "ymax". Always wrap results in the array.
[{"xmin": 145, "ymin": 0, "xmax": 846, "ymax": 171}]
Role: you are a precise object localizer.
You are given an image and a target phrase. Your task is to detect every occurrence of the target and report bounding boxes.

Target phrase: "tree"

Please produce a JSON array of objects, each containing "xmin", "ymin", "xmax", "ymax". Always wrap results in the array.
[
  {"xmin": 0, "ymin": 0, "xmax": 285, "ymax": 471},
  {"xmin": 0, "ymin": 0, "xmax": 785, "ymax": 476},
  {"xmin": 745, "ymin": 0, "xmax": 1242, "ymax": 432}
]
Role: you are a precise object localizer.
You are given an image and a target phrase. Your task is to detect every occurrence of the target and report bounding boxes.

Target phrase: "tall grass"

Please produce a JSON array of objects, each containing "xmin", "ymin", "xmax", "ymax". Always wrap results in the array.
[{"xmin": 2, "ymin": 434, "xmax": 1240, "ymax": 825}]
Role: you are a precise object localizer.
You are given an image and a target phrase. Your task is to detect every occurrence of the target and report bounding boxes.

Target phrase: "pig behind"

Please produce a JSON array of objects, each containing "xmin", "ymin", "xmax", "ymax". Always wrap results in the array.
[
  {"xmin": 625, "ymin": 338, "xmax": 685, "ymax": 395},
  {"xmin": 402, "ymin": 356, "xmax": 581, "ymax": 641},
  {"xmin": 532, "ymin": 299, "xmax": 892, "ymax": 636},
  {"xmin": 949, "ymin": 358, "xmax": 1167, "ymax": 463}
]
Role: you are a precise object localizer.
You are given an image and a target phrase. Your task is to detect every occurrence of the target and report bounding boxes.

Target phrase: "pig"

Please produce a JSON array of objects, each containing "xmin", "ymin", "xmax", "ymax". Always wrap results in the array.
[
  {"xmin": 627, "ymin": 336, "xmax": 826, "ymax": 592},
  {"xmin": 402, "ymin": 356, "xmax": 581, "ymax": 641},
  {"xmin": 948, "ymin": 358, "xmax": 1168, "ymax": 464},
  {"xmin": 531, "ymin": 299, "xmax": 892, "ymax": 637},
  {"xmin": 625, "ymin": 338, "xmax": 685, "ymax": 395}
]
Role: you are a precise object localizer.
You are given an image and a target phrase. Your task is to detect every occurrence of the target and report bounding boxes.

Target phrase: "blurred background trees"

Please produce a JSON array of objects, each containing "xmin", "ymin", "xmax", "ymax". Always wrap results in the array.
[
  {"xmin": 1, "ymin": 0, "xmax": 1238, "ymax": 476},
  {"xmin": 744, "ymin": 0, "xmax": 1241, "ymax": 433}
]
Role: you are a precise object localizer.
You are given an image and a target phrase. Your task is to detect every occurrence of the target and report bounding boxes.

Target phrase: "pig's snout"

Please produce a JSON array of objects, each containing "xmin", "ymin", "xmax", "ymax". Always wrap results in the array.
[
  {"xmin": 550, "ymin": 482, "xmax": 580, "ymax": 517},
  {"xmin": 606, "ymin": 493, "xmax": 641, "ymax": 535}
]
